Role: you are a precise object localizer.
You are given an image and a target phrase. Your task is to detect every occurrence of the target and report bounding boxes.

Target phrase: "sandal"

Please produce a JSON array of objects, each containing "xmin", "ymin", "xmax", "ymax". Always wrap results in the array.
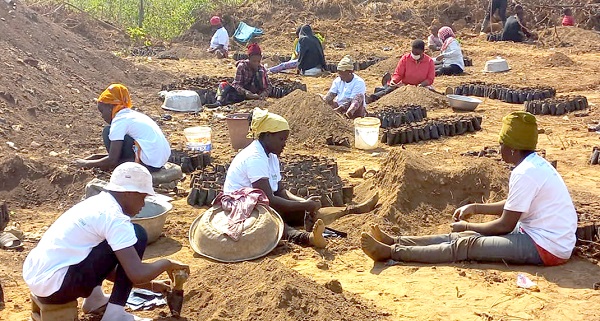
[{"xmin": 0, "ymin": 231, "xmax": 23, "ymax": 251}]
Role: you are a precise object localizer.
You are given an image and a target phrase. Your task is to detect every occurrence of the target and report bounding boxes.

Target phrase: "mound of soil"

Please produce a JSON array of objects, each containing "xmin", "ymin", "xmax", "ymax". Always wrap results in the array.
[
  {"xmin": 370, "ymin": 86, "xmax": 450, "ymax": 111},
  {"xmin": 268, "ymin": 90, "xmax": 354, "ymax": 146},
  {"xmin": 373, "ymin": 150, "xmax": 509, "ymax": 233},
  {"xmin": 538, "ymin": 27, "xmax": 600, "ymax": 53},
  {"xmin": 167, "ymin": 259, "xmax": 390, "ymax": 321},
  {"xmin": 368, "ymin": 57, "xmax": 401, "ymax": 76},
  {"xmin": 542, "ymin": 52, "xmax": 575, "ymax": 67}
]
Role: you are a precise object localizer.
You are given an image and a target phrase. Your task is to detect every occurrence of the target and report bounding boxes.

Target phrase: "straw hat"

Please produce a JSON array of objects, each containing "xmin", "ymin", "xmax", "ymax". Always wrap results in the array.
[{"xmin": 188, "ymin": 204, "xmax": 284, "ymax": 263}]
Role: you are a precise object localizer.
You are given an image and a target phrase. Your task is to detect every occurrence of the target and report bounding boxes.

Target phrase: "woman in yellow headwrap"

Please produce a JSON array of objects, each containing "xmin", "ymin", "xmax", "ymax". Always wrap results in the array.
[
  {"xmin": 361, "ymin": 112, "xmax": 577, "ymax": 266},
  {"xmin": 223, "ymin": 108, "xmax": 378, "ymax": 248},
  {"xmin": 75, "ymin": 84, "xmax": 171, "ymax": 172}
]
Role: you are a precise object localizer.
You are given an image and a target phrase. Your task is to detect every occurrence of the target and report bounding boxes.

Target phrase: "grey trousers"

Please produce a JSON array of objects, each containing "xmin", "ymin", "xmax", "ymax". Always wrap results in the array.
[{"xmin": 391, "ymin": 231, "xmax": 543, "ymax": 265}]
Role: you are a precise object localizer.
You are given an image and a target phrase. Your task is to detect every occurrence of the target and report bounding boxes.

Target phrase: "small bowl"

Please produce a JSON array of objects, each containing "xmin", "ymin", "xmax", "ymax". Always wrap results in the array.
[{"xmin": 447, "ymin": 94, "xmax": 482, "ymax": 112}]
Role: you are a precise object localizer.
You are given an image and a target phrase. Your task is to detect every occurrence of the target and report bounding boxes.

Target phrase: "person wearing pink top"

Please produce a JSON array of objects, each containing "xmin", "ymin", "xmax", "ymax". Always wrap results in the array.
[
  {"xmin": 562, "ymin": 8, "xmax": 575, "ymax": 26},
  {"xmin": 368, "ymin": 40, "xmax": 435, "ymax": 103}
]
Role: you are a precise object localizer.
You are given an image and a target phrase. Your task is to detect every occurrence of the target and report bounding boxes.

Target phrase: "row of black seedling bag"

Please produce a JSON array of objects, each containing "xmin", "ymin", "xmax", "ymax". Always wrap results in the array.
[
  {"xmin": 369, "ymin": 105, "xmax": 428, "ymax": 129},
  {"xmin": 524, "ymin": 96, "xmax": 589, "ymax": 116},
  {"xmin": 453, "ymin": 82, "xmax": 556, "ymax": 104},
  {"xmin": 168, "ymin": 151, "xmax": 212, "ymax": 174},
  {"xmin": 382, "ymin": 115, "xmax": 483, "ymax": 146}
]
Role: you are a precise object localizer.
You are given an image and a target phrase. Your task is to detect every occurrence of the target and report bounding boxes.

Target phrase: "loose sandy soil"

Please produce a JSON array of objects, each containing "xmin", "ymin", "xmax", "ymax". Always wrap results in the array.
[{"xmin": 1, "ymin": 1, "xmax": 600, "ymax": 320}]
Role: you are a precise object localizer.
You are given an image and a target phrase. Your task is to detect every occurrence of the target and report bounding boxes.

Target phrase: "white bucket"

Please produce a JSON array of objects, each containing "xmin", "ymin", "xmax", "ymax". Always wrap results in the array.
[
  {"xmin": 354, "ymin": 117, "xmax": 381, "ymax": 150},
  {"xmin": 184, "ymin": 126, "xmax": 212, "ymax": 152}
]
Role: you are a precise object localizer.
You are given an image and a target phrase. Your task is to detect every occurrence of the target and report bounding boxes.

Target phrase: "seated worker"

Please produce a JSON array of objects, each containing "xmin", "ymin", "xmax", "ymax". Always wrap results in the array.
[
  {"xmin": 562, "ymin": 8, "xmax": 575, "ymax": 26},
  {"xmin": 297, "ymin": 24, "xmax": 327, "ymax": 76},
  {"xmin": 268, "ymin": 26, "xmax": 325, "ymax": 74},
  {"xmin": 435, "ymin": 26, "xmax": 465, "ymax": 76},
  {"xmin": 224, "ymin": 108, "xmax": 378, "ymax": 248},
  {"xmin": 369, "ymin": 40, "xmax": 435, "ymax": 102},
  {"xmin": 75, "ymin": 84, "xmax": 171, "ymax": 172},
  {"xmin": 480, "ymin": 0, "xmax": 508, "ymax": 34},
  {"xmin": 23, "ymin": 162, "xmax": 190, "ymax": 321},
  {"xmin": 322, "ymin": 55, "xmax": 367, "ymax": 119},
  {"xmin": 362, "ymin": 112, "xmax": 577, "ymax": 266},
  {"xmin": 207, "ymin": 16, "xmax": 229, "ymax": 59},
  {"xmin": 427, "ymin": 25, "xmax": 443, "ymax": 51},
  {"xmin": 501, "ymin": 5, "xmax": 533, "ymax": 42},
  {"xmin": 211, "ymin": 43, "xmax": 271, "ymax": 107}
]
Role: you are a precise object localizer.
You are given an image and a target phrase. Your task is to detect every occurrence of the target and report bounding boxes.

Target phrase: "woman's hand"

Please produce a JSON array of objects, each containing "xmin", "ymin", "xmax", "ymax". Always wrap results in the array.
[
  {"xmin": 450, "ymin": 220, "xmax": 469, "ymax": 233},
  {"xmin": 73, "ymin": 159, "xmax": 90, "ymax": 168},
  {"xmin": 165, "ymin": 260, "xmax": 190, "ymax": 282},
  {"xmin": 435, "ymin": 55, "xmax": 444, "ymax": 62},
  {"xmin": 151, "ymin": 279, "xmax": 172, "ymax": 293},
  {"xmin": 452, "ymin": 204, "xmax": 477, "ymax": 222},
  {"xmin": 304, "ymin": 196, "xmax": 322, "ymax": 212}
]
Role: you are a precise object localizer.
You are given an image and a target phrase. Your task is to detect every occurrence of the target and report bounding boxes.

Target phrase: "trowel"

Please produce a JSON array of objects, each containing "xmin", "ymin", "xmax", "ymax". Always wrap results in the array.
[{"xmin": 167, "ymin": 270, "xmax": 188, "ymax": 317}]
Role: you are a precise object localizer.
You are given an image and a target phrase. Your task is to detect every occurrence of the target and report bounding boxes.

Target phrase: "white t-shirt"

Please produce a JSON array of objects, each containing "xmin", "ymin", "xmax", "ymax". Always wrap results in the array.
[
  {"xmin": 109, "ymin": 109, "xmax": 171, "ymax": 168},
  {"xmin": 210, "ymin": 27, "xmax": 229, "ymax": 51},
  {"xmin": 504, "ymin": 153, "xmax": 577, "ymax": 259},
  {"xmin": 328, "ymin": 74, "xmax": 367, "ymax": 107},
  {"xmin": 23, "ymin": 192, "xmax": 137, "ymax": 297},
  {"xmin": 223, "ymin": 140, "xmax": 281, "ymax": 193},
  {"xmin": 440, "ymin": 39, "xmax": 465, "ymax": 70}
]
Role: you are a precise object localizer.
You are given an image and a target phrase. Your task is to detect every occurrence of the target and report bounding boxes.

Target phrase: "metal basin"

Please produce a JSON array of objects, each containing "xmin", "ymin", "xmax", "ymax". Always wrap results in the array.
[
  {"xmin": 132, "ymin": 200, "xmax": 173, "ymax": 244},
  {"xmin": 447, "ymin": 94, "xmax": 482, "ymax": 111}
]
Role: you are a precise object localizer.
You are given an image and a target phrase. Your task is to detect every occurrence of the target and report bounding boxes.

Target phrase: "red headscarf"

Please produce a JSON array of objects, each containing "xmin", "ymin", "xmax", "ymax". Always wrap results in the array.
[
  {"xmin": 438, "ymin": 26, "xmax": 456, "ymax": 52},
  {"xmin": 210, "ymin": 16, "xmax": 221, "ymax": 26},
  {"xmin": 247, "ymin": 43, "xmax": 262, "ymax": 57}
]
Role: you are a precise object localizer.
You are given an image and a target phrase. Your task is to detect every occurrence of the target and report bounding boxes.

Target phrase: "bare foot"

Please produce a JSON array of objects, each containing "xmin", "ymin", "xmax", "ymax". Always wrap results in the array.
[
  {"xmin": 309, "ymin": 219, "xmax": 328, "ymax": 248},
  {"xmin": 370, "ymin": 224, "xmax": 396, "ymax": 245},
  {"xmin": 361, "ymin": 232, "xmax": 392, "ymax": 262}
]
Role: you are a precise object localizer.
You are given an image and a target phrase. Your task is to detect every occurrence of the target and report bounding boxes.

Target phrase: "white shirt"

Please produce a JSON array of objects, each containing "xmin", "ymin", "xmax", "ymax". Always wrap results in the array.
[
  {"xmin": 439, "ymin": 39, "xmax": 465, "ymax": 70},
  {"xmin": 23, "ymin": 192, "xmax": 137, "ymax": 297},
  {"xmin": 109, "ymin": 109, "xmax": 171, "ymax": 168},
  {"xmin": 504, "ymin": 153, "xmax": 577, "ymax": 259},
  {"xmin": 210, "ymin": 27, "xmax": 229, "ymax": 51},
  {"xmin": 223, "ymin": 140, "xmax": 281, "ymax": 193},
  {"xmin": 328, "ymin": 74, "xmax": 367, "ymax": 107}
]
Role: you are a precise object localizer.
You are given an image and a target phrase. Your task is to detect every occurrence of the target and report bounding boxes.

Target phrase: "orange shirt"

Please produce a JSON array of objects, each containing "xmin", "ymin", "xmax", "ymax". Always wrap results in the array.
[{"xmin": 391, "ymin": 53, "xmax": 435, "ymax": 86}]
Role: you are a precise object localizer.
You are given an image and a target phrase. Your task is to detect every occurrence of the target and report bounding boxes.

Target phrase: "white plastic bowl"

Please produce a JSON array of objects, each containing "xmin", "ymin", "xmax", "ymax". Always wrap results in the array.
[
  {"xmin": 447, "ymin": 95, "xmax": 482, "ymax": 111},
  {"xmin": 161, "ymin": 90, "xmax": 201, "ymax": 112}
]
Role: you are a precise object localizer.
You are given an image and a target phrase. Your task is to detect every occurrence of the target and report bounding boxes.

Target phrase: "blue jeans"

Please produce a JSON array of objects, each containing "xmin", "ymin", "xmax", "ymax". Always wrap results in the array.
[{"xmin": 391, "ymin": 230, "xmax": 543, "ymax": 265}]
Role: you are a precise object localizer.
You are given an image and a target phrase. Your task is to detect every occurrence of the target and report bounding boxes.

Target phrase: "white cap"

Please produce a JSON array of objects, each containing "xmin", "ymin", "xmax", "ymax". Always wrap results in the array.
[{"xmin": 104, "ymin": 162, "xmax": 155, "ymax": 195}]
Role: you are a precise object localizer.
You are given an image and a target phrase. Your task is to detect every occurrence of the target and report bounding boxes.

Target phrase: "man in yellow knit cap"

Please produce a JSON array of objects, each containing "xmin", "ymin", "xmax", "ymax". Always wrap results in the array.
[
  {"xmin": 75, "ymin": 84, "xmax": 171, "ymax": 172},
  {"xmin": 361, "ymin": 112, "xmax": 577, "ymax": 266}
]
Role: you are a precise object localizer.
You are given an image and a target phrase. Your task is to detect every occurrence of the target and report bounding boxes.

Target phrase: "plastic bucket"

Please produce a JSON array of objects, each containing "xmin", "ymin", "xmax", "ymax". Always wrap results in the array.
[
  {"xmin": 354, "ymin": 117, "xmax": 381, "ymax": 150},
  {"xmin": 225, "ymin": 113, "xmax": 253, "ymax": 150},
  {"xmin": 184, "ymin": 126, "xmax": 212, "ymax": 152}
]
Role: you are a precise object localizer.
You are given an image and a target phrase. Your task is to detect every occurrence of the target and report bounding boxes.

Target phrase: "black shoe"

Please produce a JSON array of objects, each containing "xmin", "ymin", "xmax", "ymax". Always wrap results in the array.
[{"xmin": 204, "ymin": 101, "xmax": 222, "ymax": 109}]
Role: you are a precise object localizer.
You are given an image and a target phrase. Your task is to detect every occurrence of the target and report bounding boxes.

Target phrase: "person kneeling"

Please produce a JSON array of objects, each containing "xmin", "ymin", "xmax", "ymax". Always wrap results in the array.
[
  {"xmin": 362, "ymin": 112, "xmax": 577, "ymax": 266},
  {"xmin": 322, "ymin": 55, "xmax": 367, "ymax": 119},
  {"xmin": 23, "ymin": 163, "xmax": 189, "ymax": 321}
]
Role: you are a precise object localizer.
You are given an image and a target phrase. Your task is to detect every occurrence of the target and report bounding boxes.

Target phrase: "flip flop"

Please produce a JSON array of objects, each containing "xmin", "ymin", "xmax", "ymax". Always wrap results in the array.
[{"xmin": 0, "ymin": 231, "xmax": 23, "ymax": 251}]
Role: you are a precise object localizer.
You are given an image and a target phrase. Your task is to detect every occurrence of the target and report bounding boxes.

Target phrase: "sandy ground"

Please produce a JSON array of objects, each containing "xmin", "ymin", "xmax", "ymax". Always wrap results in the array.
[{"xmin": 2, "ymin": 21, "xmax": 600, "ymax": 321}]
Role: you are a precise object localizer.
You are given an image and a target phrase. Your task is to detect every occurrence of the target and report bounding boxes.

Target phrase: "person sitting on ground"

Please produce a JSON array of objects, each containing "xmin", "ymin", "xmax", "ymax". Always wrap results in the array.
[
  {"xmin": 428, "ymin": 25, "xmax": 443, "ymax": 51},
  {"xmin": 501, "ymin": 5, "xmax": 534, "ymax": 42},
  {"xmin": 75, "ymin": 84, "xmax": 171, "ymax": 172},
  {"xmin": 481, "ymin": 0, "xmax": 508, "ymax": 34},
  {"xmin": 322, "ymin": 55, "xmax": 367, "ymax": 119},
  {"xmin": 207, "ymin": 16, "xmax": 229, "ymax": 59},
  {"xmin": 212, "ymin": 43, "xmax": 271, "ymax": 107},
  {"xmin": 268, "ymin": 26, "xmax": 326, "ymax": 74},
  {"xmin": 562, "ymin": 8, "xmax": 575, "ymax": 26},
  {"xmin": 361, "ymin": 111, "xmax": 577, "ymax": 266},
  {"xmin": 224, "ymin": 108, "xmax": 378, "ymax": 248},
  {"xmin": 23, "ymin": 162, "xmax": 190, "ymax": 321},
  {"xmin": 369, "ymin": 40, "xmax": 435, "ymax": 102},
  {"xmin": 296, "ymin": 24, "xmax": 327, "ymax": 76},
  {"xmin": 435, "ymin": 26, "xmax": 465, "ymax": 76}
]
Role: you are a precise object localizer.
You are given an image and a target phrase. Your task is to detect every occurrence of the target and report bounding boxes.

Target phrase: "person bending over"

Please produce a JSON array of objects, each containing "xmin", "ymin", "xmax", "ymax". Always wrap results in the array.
[
  {"xmin": 23, "ymin": 163, "xmax": 189, "ymax": 321},
  {"xmin": 322, "ymin": 55, "xmax": 367, "ymax": 119},
  {"xmin": 362, "ymin": 111, "xmax": 577, "ymax": 266}
]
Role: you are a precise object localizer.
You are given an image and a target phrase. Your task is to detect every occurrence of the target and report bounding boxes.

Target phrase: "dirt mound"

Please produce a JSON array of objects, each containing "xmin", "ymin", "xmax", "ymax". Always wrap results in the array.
[
  {"xmin": 370, "ymin": 86, "xmax": 450, "ymax": 111},
  {"xmin": 542, "ymin": 52, "xmax": 575, "ymax": 67},
  {"xmin": 170, "ymin": 259, "xmax": 390, "ymax": 321},
  {"xmin": 368, "ymin": 57, "xmax": 401, "ymax": 76},
  {"xmin": 268, "ymin": 90, "xmax": 353, "ymax": 146},
  {"xmin": 0, "ymin": 154, "xmax": 90, "ymax": 208},
  {"xmin": 539, "ymin": 27, "xmax": 600, "ymax": 53},
  {"xmin": 373, "ymin": 150, "xmax": 509, "ymax": 233}
]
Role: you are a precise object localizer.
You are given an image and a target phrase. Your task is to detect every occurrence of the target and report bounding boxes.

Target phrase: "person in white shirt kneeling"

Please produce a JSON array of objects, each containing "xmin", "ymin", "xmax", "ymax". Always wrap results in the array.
[
  {"xmin": 207, "ymin": 16, "xmax": 229, "ymax": 59},
  {"xmin": 362, "ymin": 111, "xmax": 577, "ymax": 266},
  {"xmin": 322, "ymin": 55, "xmax": 367, "ymax": 119},
  {"xmin": 23, "ymin": 162, "xmax": 189, "ymax": 321}
]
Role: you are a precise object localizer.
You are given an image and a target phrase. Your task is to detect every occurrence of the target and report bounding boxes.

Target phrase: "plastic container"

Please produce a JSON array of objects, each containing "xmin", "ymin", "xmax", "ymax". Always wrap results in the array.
[
  {"xmin": 184, "ymin": 126, "xmax": 212, "ymax": 152},
  {"xmin": 132, "ymin": 200, "xmax": 173, "ymax": 244},
  {"xmin": 354, "ymin": 117, "xmax": 381, "ymax": 150},
  {"xmin": 161, "ymin": 90, "xmax": 201, "ymax": 112},
  {"xmin": 225, "ymin": 113, "xmax": 253, "ymax": 150}
]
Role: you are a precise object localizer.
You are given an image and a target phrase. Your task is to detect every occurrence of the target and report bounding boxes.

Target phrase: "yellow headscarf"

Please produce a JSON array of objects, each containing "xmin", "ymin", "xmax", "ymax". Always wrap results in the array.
[
  {"xmin": 248, "ymin": 107, "xmax": 290, "ymax": 138},
  {"xmin": 337, "ymin": 55, "xmax": 354, "ymax": 71},
  {"xmin": 498, "ymin": 111, "xmax": 538, "ymax": 151},
  {"xmin": 97, "ymin": 84, "xmax": 133, "ymax": 119}
]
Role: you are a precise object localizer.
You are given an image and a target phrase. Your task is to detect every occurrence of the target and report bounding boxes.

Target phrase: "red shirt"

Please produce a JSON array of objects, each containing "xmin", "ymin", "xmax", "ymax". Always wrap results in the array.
[
  {"xmin": 391, "ymin": 53, "xmax": 435, "ymax": 86},
  {"xmin": 562, "ymin": 15, "xmax": 575, "ymax": 26}
]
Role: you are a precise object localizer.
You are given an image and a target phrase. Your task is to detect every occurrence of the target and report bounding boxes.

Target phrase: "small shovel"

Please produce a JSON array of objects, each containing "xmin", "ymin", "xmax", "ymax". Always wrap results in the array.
[{"xmin": 167, "ymin": 270, "xmax": 188, "ymax": 317}]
